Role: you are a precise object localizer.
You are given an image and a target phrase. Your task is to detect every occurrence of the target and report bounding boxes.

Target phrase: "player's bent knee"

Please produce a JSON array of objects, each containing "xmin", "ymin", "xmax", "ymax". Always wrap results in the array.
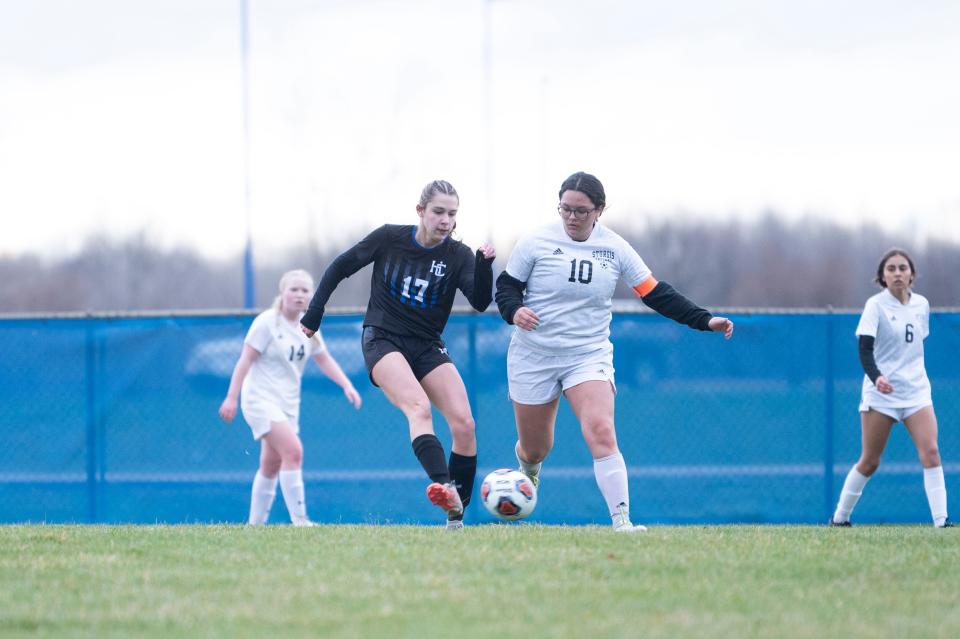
[
  {"xmin": 261, "ymin": 460, "xmax": 282, "ymax": 476},
  {"xmin": 285, "ymin": 451, "xmax": 303, "ymax": 467},
  {"xmin": 858, "ymin": 459, "xmax": 880, "ymax": 476},
  {"xmin": 450, "ymin": 427, "xmax": 476, "ymax": 451},
  {"xmin": 282, "ymin": 441, "xmax": 303, "ymax": 466},
  {"xmin": 450, "ymin": 415, "xmax": 476, "ymax": 436},
  {"xmin": 581, "ymin": 421, "xmax": 616, "ymax": 444},
  {"xmin": 402, "ymin": 398, "xmax": 432, "ymax": 423},
  {"xmin": 920, "ymin": 447, "xmax": 941, "ymax": 467}
]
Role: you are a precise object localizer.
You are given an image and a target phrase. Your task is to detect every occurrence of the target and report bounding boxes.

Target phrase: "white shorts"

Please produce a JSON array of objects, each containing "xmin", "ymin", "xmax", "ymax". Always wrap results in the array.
[
  {"xmin": 507, "ymin": 336, "xmax": 615, "ymax": 405},
  {"xmin": 859, "ymin": 402, "xmax": 931, "ymax": 423},
  {"xmin": 240, "ymin": 397, "xmax": 299, "ymax": 440}
]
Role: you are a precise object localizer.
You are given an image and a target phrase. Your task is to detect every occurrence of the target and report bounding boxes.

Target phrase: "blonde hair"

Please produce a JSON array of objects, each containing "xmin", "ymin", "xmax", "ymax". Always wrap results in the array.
[{"xmin": 273, "ymin": 269, "xmax": 322, "ymax": 345}]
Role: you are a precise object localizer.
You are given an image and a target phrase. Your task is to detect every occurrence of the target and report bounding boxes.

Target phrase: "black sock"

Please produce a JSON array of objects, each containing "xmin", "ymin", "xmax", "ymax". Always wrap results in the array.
[
  {"xmin": 412, "ymin": 434, "xmax": 450, "ymax": 484},
  {"xmin": 448, "ymin": 452, "xmax": 477, "ymax": 511}
]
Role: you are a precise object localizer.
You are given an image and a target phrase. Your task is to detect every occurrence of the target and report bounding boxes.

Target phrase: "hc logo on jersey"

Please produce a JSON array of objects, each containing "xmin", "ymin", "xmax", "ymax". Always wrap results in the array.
[{"xmin": 430, "ymin": 260, "xmax": 447, "ymax": 277}]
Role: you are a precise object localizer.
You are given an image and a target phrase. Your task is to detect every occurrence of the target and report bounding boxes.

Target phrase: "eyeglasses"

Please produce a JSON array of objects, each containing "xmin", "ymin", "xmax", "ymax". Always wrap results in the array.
[{"xmin": 557, "ymin": 204, "xmax": 598, "ymax": 219}]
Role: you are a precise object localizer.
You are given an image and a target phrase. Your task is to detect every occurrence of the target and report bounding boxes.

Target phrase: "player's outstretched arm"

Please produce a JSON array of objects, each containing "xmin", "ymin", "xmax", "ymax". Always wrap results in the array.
[
  {"xmin": 301, "ymin": 252, "xmax": 358, "ymax": 336},
  {"xmin": 302, "ymin": 226, "xmax": 390, "ymax": 336},
  {"xmin": 218, "ymin": 344, "xmax": 260, "ymax": 423},
  {"xmin": 638, "ymin": 280, "xmax": 716, "ymax": 332},
  {"xmin": 313, "ymin": 351, "xmax": 361, "ymax": 409}
]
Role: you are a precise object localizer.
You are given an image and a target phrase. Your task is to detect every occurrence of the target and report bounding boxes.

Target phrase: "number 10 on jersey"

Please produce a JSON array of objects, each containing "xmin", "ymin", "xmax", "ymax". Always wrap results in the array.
[{"xmin": 568, "ymin": 259, "xmax": 593, "ymax": 284}]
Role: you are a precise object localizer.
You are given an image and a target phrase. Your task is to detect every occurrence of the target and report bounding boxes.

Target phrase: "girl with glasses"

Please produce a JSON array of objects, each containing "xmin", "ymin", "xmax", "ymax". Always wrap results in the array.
[{"xmin": 495, "ymin": 171, "xmax": 734, "ymax": 531}]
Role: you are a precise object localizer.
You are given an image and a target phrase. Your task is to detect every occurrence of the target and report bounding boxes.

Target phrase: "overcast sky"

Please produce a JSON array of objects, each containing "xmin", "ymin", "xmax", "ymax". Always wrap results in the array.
[{"xmin": 1, "ymin": 0, "xmax": 959, "ymax": 260}]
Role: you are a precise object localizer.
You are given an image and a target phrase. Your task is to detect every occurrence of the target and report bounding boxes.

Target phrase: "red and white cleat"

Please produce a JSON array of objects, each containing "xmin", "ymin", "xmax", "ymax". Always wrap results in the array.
[{"xmin": 427, "ymin": 482, "xmax": 463, "ymax": 518}]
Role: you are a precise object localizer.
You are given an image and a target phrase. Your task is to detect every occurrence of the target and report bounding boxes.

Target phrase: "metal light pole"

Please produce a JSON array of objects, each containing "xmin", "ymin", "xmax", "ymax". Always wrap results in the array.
[
  {"xmin": 483, "ymin": 0, "xmax": 493, "ymax": 243},
  {"xmin": 240, "ymin": 0, "xmax": 255, "ymax": 308}
]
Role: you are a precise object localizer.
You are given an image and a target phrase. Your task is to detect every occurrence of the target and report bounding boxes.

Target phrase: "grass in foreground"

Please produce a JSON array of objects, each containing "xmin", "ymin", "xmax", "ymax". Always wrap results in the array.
[{"xmin": 1, "ymin": 524, "xmax": 958, "ymax": 639}]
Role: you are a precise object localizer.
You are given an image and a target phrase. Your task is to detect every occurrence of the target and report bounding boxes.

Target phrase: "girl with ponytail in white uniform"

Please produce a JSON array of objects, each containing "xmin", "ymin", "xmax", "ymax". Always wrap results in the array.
[
  {"xmin": 830, "ymin": 249, "xmax": 951, "ymax": 527},
  {"xmin": 219, "ymin": 269, "xmax": 362, "ymax": 525}
]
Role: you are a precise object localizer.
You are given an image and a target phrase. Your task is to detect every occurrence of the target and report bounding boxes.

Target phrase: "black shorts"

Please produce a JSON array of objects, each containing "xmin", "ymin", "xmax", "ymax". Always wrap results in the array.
[{"xmin": 361, "ymin": 326, "xmax": 453, "ymax": 387}]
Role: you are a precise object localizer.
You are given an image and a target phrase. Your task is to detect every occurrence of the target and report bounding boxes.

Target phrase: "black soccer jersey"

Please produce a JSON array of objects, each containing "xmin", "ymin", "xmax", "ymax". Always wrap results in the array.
[{"xmin": 302, "ymin": 225, "xmax": 494, "ymax": 339}]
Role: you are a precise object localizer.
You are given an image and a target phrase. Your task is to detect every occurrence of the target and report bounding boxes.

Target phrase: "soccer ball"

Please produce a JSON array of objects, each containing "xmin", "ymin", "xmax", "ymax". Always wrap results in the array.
[{"xmin": 480, "ymin": 468, "xmax": 537, "ymax": 521}]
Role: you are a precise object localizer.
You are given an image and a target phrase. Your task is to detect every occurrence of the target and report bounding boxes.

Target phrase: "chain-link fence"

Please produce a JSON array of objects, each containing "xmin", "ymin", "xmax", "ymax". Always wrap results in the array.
[{"xmin": 1, "ymin": 309, "xmax": 958, "ymax": 525}]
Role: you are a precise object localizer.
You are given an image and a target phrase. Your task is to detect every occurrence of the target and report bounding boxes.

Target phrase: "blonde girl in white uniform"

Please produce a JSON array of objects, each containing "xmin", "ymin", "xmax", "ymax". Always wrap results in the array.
[
  {"xmin": 495, "ymin": 172, "xmax": 734, "ymax": 532},
  {"xmin": 830, "ymin": 249, "xmax": 951, "ymax": 527},
  {"xmin": 219, "ymin": 269, "xmax": 361, "ymax": 525}
]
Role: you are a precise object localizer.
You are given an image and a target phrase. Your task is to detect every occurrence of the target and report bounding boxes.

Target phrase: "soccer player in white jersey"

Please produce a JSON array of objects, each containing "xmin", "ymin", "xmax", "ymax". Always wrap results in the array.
[
  {"xmin": 219, "ymin": 269, "xmax": 361, "ymax": 526},
  {"xmin": 495, "ymin": 172, "xmax": 734, "ymax": 532},
  {"xmin": 830, "ymin": 249, "xmax": 952, "ymax": 527}
]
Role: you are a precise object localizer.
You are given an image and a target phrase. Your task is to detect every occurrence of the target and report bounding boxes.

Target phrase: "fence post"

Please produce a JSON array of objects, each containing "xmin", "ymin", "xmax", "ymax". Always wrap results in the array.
[
  {"xmin": 84, "ymin": 317, "xmax": 98, "ymax": 523},
  {"xmin": 824, "ymin": 306, "xmax": 835, "ymax": 522}
]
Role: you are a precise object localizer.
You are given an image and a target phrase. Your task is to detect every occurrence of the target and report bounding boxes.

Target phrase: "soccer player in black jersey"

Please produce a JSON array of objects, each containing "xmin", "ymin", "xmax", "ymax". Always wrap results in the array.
[{"xmin": 301, "ymin": 180, "xmax": 495, "ymax": 530}]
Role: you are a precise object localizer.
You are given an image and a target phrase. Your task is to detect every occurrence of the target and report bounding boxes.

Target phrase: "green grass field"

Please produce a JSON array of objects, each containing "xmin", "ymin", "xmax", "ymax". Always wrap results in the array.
[{"xmin": 1, "ymin": 524, "xmax": 958, "ymax": 638}]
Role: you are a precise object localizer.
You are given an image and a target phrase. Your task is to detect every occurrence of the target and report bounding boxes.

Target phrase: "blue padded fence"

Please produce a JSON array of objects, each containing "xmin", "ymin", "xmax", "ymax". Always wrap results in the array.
[{"xmin": 1, "ymin": 310, "xmax": 958, "ymax": 526}]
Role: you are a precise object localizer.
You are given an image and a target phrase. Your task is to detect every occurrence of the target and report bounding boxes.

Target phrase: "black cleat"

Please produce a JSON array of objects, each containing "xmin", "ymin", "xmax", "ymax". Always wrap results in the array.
[
  {"xmin": 937, "ymin": 518, "xmax": 953, "ymax": 528},
  {"xmin": 828, "ymin": 518, "xmax": 852, "ymax": 527}
]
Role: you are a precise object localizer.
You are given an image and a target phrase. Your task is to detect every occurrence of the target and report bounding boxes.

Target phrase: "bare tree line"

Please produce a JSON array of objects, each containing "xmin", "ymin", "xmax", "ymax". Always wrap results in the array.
[
  {"xmin": 2, "ymin": 216, "xmax": 959, "ymax": 313},
  {"xmin": 628, "ymin": 215, "xmax": 960, "ymax": 309}
]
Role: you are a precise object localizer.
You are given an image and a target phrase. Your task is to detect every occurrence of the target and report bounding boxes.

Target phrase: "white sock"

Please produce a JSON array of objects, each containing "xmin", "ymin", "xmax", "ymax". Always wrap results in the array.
[
  {"xmin": 833, "ymin": 467, "xmax": 870, "ymax": 523},
  {"xmin": 279, "ymin": 469, "xmax": 308, "ymax": 522},
  {"xmin": 593, "ymin": 452, "xmax": 630, "ymax": 516},
  {"xmin": 248, "ymin": 471, "xmax": 277, "ymax": 525},
  {"xmin": 923, "ymin": 465, "xmax": 948, "ymax": 526}
]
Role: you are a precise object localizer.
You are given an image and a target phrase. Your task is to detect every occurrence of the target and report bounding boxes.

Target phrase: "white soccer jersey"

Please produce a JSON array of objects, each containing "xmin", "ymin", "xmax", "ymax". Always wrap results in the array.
[
  {"xmin": 504, "ymin": 220, "xmax": 654, "ymax": 355},
  {"xmin": 855, "ymin": 288, "xmax": 931, "ymax": 408},
  {"xmin": 241, "ymin": 308, "xmax": 327, "ymax": 416}
]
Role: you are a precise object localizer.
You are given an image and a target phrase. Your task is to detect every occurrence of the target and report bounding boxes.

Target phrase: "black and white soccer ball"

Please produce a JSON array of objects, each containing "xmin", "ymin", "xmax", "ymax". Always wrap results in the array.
[{"xmin": 480, "ymin": 468, "xmax": 537, "ymax": 521}]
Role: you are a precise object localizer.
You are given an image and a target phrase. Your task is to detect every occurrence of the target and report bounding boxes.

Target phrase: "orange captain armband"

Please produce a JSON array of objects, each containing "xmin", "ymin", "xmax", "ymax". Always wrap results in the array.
[{"xmin": 632, "ymin": 275, "xmax": 659, "ymax": 298}]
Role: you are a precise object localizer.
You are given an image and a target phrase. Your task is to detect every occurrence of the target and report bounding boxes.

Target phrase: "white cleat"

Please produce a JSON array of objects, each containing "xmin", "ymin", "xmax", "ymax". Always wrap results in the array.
[
  {"xmin": 515, "ymin": 441, "xmax": 541, "ymax": 488},
  {"xmin": 614, "ymin": 522, "xmax": 649, "ymax": 533},
  {"xmin": 445, "ymin": 519, "xmax": 465, "ymax": 533},
  {"xmin": 612, "ymin": 503, "xmax": 647, "ymax": 533},
  {"xmin": 291, "ymin": 517, "xmax": 317, "ymax": 527}
]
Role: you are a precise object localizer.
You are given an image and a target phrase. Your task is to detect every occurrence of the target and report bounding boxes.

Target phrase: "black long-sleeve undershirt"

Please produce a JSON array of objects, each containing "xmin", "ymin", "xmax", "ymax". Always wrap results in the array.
[
  {"xmin": 858, "ymin": 335, "xmax": 882, "ymax": 383},
  {"xmin": 494, "ymin": 271, "xmax": 525, "ymax": 324},
  {"xmin": 464, "ymin": 250, "xmax": 495, "ymax": 313},
  {"xmin": 302, "ymin": 246, "xmax": 370, "ymax": 332},
  {"xmin": 494, "ymin": 272, "xmax": 713, "ymax": 332},
  {"xmin": 640, "ymin": 281, "xmax": 713, "ymax": 331}
]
